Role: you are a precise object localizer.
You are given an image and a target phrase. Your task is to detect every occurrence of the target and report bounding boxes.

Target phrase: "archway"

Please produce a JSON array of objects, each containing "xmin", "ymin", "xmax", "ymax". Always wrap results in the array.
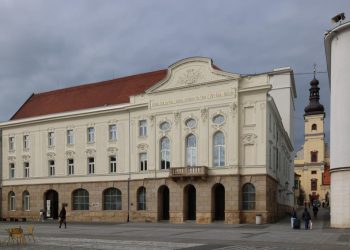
[
  {"xmin": 212, "ymin": 183, "xmax": 225, "ymax": 221},
  {"xmin": 158, "ymin": 185, "xmax": 170, "ymax": 221},
  {"xmin": 44, "ymin": 189, "xmax": 59, "ymax": 219},
  {"xmin": 184, "ymin": 184, "xmax": 196, "ymax": 221}
]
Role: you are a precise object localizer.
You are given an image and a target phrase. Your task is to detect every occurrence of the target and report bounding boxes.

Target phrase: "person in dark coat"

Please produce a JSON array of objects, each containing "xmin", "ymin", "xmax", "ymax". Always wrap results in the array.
[
  {"xmin": 59, "ymin": 205, "xmax": 67, "ymax": 229},
  {"xmin": 302, "ymin": 208, "xmax": 311, "ymax": 230},
  {"xmin": 313, "ymin": 205, "xmax": 319, "ymax": 219}
]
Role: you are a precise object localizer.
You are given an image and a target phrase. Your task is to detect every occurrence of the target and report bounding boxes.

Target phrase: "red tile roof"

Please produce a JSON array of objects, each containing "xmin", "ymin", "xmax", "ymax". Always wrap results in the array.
[{"xmin": 11, "ymin": 69, "xmax": 168, "ymax": 120}]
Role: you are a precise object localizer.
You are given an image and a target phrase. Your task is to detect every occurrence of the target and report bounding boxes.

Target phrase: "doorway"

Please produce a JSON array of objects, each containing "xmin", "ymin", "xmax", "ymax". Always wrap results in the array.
[
  {"xmin": 184, "ymin": 184, "xmax": 196, "ymax": 221},
  {"xmin": 44, "ymin": 189, "xmax": 59, "ymax": 219},
  {"xmin": 213, "ymin": 184, "xmax": 225, "ymax": 221},
  {"xmin": 158, "ymin": 185, "xmax": 170, "ymax": 220}
]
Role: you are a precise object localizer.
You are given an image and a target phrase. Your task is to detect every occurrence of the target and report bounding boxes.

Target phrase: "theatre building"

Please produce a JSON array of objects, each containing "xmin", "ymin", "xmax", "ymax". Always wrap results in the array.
[{"xmin": 0, "ymin": 57, "xmax": 296, "ymax": 224}]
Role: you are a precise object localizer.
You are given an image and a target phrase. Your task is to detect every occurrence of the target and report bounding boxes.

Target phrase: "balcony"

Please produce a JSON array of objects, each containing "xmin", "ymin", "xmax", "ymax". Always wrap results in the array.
[{"xmin": 169, "ymin": 166, "xmax": 208, "ymax": 181}]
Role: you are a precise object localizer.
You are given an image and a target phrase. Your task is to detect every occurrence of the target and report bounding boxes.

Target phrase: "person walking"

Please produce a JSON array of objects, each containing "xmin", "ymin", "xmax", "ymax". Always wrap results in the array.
[
  {"xmin": 59, "ymin": 204, "xmax": 67, "ymax": 229},
  {"xmin": 291, "ymin": 208, "xmax": 297, "ymax": 228},
  {"xmin": 313, "ymin": 205, "xmax": 319, "ymax": 219},
  {"xmin": 302, "ymin": 208, "xmax": 311, "ymax": 230}
]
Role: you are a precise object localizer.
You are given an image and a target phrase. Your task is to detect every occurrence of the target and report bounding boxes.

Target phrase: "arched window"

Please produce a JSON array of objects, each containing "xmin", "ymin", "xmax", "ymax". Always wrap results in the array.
[
  {"xmin": 160, "ymin": 137, "xmax": 170, "ymax": 169},
  {"xmin": 137, "ymin": 187, "xmax": 146, "ymax": 210},
  {"xmin": 213, "ymin": 131, "xmax": 225, "ymax": 167},
  {"xmin": 72, "ymin": 189, "xmax": 89, "ymax": 210},
  {"xmin": 186, "ymin": 134, "xmax": 197, "ymax": 167},
  {"xmin": 311, "ymin": 151, "xmax": 318, "ymax": 162},
  {"xmin": 103, "ymin": 188, "xmax": 121, "ymax": 210},
  {"xmin": 23, "ymin": 191, "xmax": 30, "ymax": 211},
  {"xmin": 242, "ymin": 183, "xmax": 255, "ymax": 210},
  {"xmin": 311, "ymin": 124, "xmax": 317, "ymax": 131},
  {"xmin": 8, "ymin": 191, "xmax": 15, "ymax": 211}
]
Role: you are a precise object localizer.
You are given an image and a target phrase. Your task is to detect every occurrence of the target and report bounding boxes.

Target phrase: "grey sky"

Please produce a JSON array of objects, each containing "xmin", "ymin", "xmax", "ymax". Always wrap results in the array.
[{"xmin": 0, "ymin": 0, "xmax": 348, "ymax": 151}]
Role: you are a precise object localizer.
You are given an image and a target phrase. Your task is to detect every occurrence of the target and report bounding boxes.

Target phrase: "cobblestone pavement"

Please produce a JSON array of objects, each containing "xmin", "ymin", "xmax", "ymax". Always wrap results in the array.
[{"xmin": 0, "ymin": 207, "xmax": 349, "ymax": 250}]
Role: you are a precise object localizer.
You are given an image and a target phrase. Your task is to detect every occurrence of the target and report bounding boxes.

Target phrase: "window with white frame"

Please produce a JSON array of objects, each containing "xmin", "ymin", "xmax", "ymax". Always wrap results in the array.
[
  {"xmin": 48, "ymin": 132, "xmax": 55, "ymax": 146},
  {"xmin": 139, "ymin": 153, "xmax": 147, "ymax": 171},
  {"xmin": 87, "ymin": 127, "xmax": 95, "ymax": 143},
  {"xmin": 23, "ymin": 135, "xmax": 30, "ymax": 150},
  {"xmin": 49, "ymin": 160, "xmax": 55, "ymax": 176},
  {"xmin": 68, "ymin": 159, "xmax": 74, "ymax": 175},
  {"xmin": 160, "ymin": 137, "xmax": 170, "ymax": 169},
  {"xmin": 110, "ymin": 156, "xmax": 117, "ymax": 173},
  {"xmin": 137, "ymin": 187, "xmax": 146, "ymax": 210},
  {"xmin": 23, "ymin": 191, "xmax": 30, "ymax": 211},
  {"xmin": 186, "ymin": 134, "xmax": 197, "ymax": 167},
  {"xmin": 8, "ymin": 191, "xmax": 15, "ymax": 211},
  {"xmin": 213, "ymin": 131, "xmax": 225, "ymax": 167},
  {"xmin": 109, "ymin": 124, "xmax": 117, "ymax": 141},
  {"xmin": 9, "ymin": 136, "xmax": 15, "ymax": 151},
  {"xmin": 88, "ymin": 157, "xmax": 95, "ymax": 174},
  {"xmin": 67, "ymin": 129, "xmax": 74, "ymax": 145},
  {"xmin": 139, "ymin": 120, "xmax": 147, "ymax": 137},
  {"xmin": 103, "ymin": 188, "xmax": 122, "ymax": 210},
  {"xmin": 9, "ymin": 163, "xmax": 15, "ymax": 179},
  {"xmin": 24, "ymin": 162, "xmax": 30, "ymax": 178}
]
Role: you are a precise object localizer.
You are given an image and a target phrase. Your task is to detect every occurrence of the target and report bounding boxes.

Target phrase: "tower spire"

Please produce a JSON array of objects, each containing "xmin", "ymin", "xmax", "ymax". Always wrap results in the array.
[{"xmin": 304, "ymin": 72, "xmax": 325, "ymax": 116}]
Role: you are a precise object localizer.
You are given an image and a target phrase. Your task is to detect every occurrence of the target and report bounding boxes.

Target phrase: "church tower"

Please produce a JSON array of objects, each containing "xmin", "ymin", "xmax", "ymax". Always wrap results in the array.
[{"xmin": 294, "ymin": 75, "xmax": 329, "ymax": 205}]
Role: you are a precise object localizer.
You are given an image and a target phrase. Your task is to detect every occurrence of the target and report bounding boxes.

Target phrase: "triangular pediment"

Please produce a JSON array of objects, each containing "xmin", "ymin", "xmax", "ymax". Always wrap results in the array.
[{"xmin": 146, "ymin": 57, "xmax": 239, "ymax": 93}]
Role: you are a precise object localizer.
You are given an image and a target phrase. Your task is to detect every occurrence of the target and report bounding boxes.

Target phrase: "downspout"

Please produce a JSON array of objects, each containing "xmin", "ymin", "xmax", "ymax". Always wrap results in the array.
[{"xmin": 127, "ymin": 111, "xmax": 131, "ymax": 222}]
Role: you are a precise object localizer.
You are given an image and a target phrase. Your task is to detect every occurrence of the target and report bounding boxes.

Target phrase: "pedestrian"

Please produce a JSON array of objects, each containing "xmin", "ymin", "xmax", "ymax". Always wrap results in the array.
[
  {"xmin": 59, "ymin": 204, "xmax": 67, "ymax": 229},
  {"xmin": 302, "ymin": 208, "xmax": 311, "ymax": 230},
  {"xmin": 313, "ymin": 205, "xmax": 319, "ymax": 219},
  {"xmin": 291, "ymin": 208, "xmax": 297, "ymax": 228},
  {"xmin": 39, "ymin": 208, "xmax": 45, "ymax": 222}
]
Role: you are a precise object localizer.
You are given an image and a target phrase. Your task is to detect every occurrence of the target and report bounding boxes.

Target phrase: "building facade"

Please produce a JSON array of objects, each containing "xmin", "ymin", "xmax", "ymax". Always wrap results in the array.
[
  {"xmin": 294, "ymin": 76, "xmax": 330, "ymax": 206},
  {"xmin": 325, "ymin": 21, "xmax": 350, "ymax": 228},
  {"xmin": 0, "ymin": 57, "xmax": 295, "ymax": 224}
]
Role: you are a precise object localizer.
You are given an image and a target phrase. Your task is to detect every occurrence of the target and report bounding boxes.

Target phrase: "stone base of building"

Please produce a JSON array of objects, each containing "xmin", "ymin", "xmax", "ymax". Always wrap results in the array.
[{"xmin": 1, "ymin": 174, "xmax": 292, "ymax": 224}]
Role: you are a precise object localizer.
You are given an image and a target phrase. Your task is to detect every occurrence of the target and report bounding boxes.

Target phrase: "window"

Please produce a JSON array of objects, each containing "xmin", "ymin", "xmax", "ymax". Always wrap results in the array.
[
  {"xmin": 311, "ymin": 170, "xmax": 317, "ymax": 175},
  {"xmin": 49, "ymin": 160, "xmax": 55, "ymax": 176},
  {"xmin": 9, "ymin": 136, "xmax": 15, "ymax": 151},
  {"xmin": 72, "ymin": 189, "xmax": 89, "ymax": 210},
  {"xmin": 140, "ymin": 153, "xmax": 147, "ymax": 171},
  {"xmin": 23, "ymin": 191, "xmax": 30, "ymax": 211},
  {"xmin": 311, "ymin": 151, "xmax": 318, "ymax": 162},
  {"xmin": 103, "ymin": 188, "xmax": 122, "ymax": 210},
  {"xmin": 48, "ymin": 132, "xmax": 55, "ymax": 146},
  {"xmin": 185, "ymin": 118, "xmax": 196, "ymax": 128},
  {"xmin": 110, "ymin": 156, "xmax": 117, "ymax": 173},
  {"xmin": 186, "ymin": 134, "xmax": 197, "ymax": 167},
  {"xmin": 160, "ymin": 122, "xmax": 170, "ymax": 131},
  {"xmin": 88, "ymin": 157, "xmax": 95, "ymax": 174},
  {"xmin": 24, "ymin": 162, "xmax": 30, "ymax": 178},
  {"xmin": 242, "ymin": 183, "xmax": 255, "ymax": 210},
  {"xmin": 67, "ymin": 130, "xmax": 74, "ymax": 145},
  {"xmin": 213, "ymin": 131, "xmax": 225, "ymax": 167},
  {"xmin": 311, "ymin": 124, "xmax": 317, "ymax": 131},
  {"xmin": 213, "ymin": 115, "xmax": 225, "ymax": 125},
  {"xmin": 9, "ymin": 163, "xmax": 15, "ymax": 179},
  {"xmin": 8, "ymin": 191, "xmax": 15, "ymax": 211},
  {"xmin": 87, "ymin": 127, "xmax": 95, "ymax": 143},
  {"xmin": 160, "ymin": 137, "xmax": 170, "ymax": 169},
  {"xmin": 137, "ymin": 187, "xmax": 146, "ymax": 210},
  {"xmin": 311, "ymin": 179, "xmax": 317, "ymax": 191},
  {"xmin": 23, "ymin": 135, "xmax": 30, "ymax": 150},
  {"xmin": 139, "ymin": 120, "xmax": 147, "ymax": 137},
  {"xmin": 68, "ymin": 159, "xmax": 74, "ymax": 175},
  {"xmin": 109, "ymin": 124, "xmax": 117, "ymax": 141}
]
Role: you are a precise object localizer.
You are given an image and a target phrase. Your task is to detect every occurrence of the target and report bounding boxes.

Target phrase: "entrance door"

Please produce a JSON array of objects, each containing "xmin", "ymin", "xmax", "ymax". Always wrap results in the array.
[
  {"xmin": 184, "ymin": 184, "xmax": 196, "ymax": 220},
  {"xmin": 44, "ymin": 190, "xmax": 59, "ymax": 219},
  {"xmin": 158, "ymin": 185, "xmax": 170, "ymax": 220},
  {"xmin": 213, "ymin": 184, "xmax": 225, "ymax": 221}
]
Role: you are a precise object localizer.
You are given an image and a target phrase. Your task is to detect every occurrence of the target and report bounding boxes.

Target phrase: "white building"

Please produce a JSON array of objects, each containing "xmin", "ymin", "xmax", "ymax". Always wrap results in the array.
[
  {"xmin": 325, "ymin": 21, "xmax": 350, "ymax": 228},
  {"xmin": 0, "ymin": 57, "xmax": 295, "ymax": 223}
]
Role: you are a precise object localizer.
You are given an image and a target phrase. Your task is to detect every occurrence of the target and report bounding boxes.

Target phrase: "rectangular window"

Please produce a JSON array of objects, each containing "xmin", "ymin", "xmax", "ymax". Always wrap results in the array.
[
  {"xmin": 311, "ymin": 179, "xmax": 317, "ymax": 191},
  {"xmin": 9, "ymin": 195, "xmax": 15, "ymax": 211},
  {"xmin": 24, "ymin": 162, "xmax": 30, "ymax": 178},
  {"xmin": 139, "ymin": 120, "xmax": 147, "ymax": 137},
  {"xmin": 110, "ymin": 156, "xmax": 117, "ymax": 173},
  {"xmin": 311, "ymin": 170, "xmax": 317, "ymax": 175},
  {"xmin": 49, "ymin": 160, "xmax": 55, "ymax": 176},
  {"xmin": 23, "ymin": 135, "xmax": 30, "ymax": 150},
  {"xmin": 9, "ymin": 163, "xmax": 15, "ymax": 179},
  {"xmin": 9, "ymin": 136, "xmax": 15, "ymax": 151},
  {"xmin": 109, "ymin": 124, "xmax": 117, "ymax": 141},
  {"xmin": 88, "ymin": 157, "xmax": 95, "ymax": 174},
  {"xmin": 68, "ymin": 159, "xmax": 74, "ymax": 175},
  {"xmin": 24, "ymin": 194, "xmax": 30, "ymax": 211},
  {"xmin": 87, "ymin": 127, "xmax": 95, "ymax": 143},
  {"xmin": 67, "ymin": 130, "xmax": 74, "ymax": 145},
  {"xmin": 48, "ymin": 132, "xmax": 55, "ymax": 146},
  {"xmin": 140, "ymin": 153, "xmax": 147, "ymax": 171}
]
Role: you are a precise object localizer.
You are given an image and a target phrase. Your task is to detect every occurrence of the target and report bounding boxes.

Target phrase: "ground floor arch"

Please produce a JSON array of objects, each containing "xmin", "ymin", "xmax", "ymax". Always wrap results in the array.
[
  {"xmin": 184, "ymin": 184, "xmax": 196, "ymax": 221},
  {"xmin": 44, "ymin": 189, "xmax": 59, "ymax": 219},
  {"xmin": 158, "ymin": 185, "xmax": 170, "ymax": 221},
  {"xmin": 212, "ymin": 183, "xmax": 225, "ymax": 221}
]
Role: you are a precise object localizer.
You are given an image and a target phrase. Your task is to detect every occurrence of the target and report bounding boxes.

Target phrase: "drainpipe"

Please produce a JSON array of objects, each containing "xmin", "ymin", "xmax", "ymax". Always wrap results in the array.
[{"xmin": 127, "ymin": 111, "xmax": 131, "ymax": 222}]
